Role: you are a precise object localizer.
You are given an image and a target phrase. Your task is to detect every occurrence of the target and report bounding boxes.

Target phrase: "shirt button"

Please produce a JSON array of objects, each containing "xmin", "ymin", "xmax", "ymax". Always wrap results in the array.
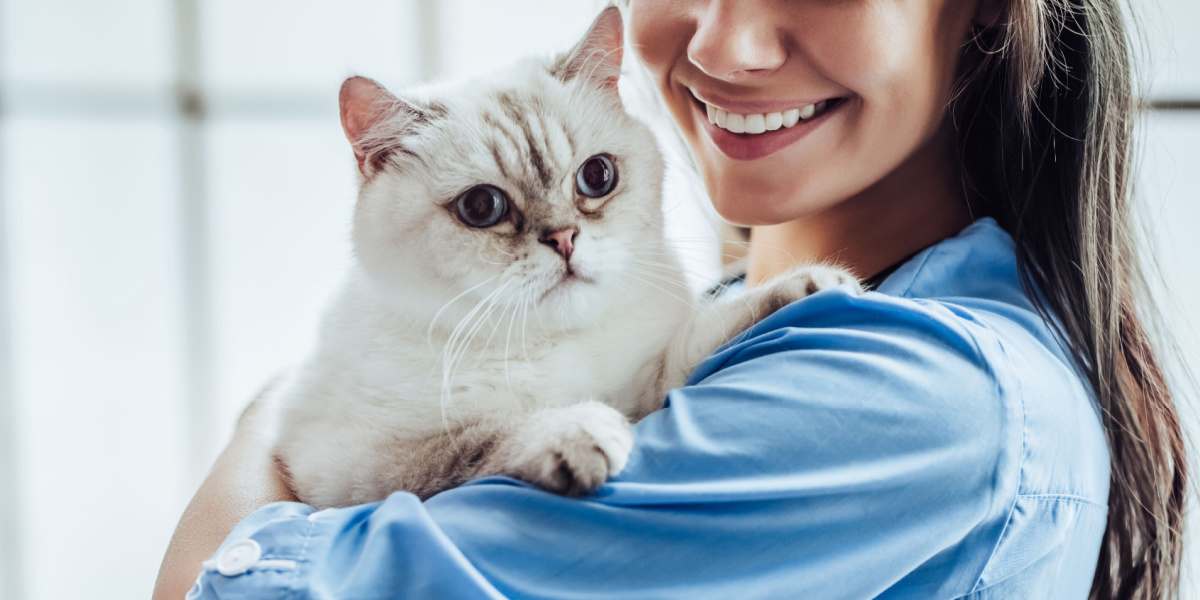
[{"xmin": 216, "ymin": 539, "xmax": 262, "ymax": 576}]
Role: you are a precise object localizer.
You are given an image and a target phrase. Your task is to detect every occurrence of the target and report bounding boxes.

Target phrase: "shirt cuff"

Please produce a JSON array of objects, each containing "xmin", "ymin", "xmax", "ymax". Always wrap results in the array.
[{"xmin": 188, "ymin": 501, "xmax": 331, "ymax": 599}]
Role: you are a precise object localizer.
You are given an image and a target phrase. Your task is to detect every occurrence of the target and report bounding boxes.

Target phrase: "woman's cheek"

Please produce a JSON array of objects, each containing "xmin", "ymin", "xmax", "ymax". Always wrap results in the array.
[{"xmin": 627, "ymin": 3, "xmax": 691, "ymax": 74}]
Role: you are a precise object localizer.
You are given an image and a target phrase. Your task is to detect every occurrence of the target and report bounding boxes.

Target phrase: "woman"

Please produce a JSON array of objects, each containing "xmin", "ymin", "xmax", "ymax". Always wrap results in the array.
[{"xmin": 155, "ymin": 1, "xmax": 1186, "ymax": 598}]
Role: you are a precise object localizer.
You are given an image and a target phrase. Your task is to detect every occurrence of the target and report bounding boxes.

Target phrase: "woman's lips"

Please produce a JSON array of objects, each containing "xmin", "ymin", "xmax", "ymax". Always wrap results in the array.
[{"xmin": 689, "ymin": 92, "xmax": 845, "ymax": 161}]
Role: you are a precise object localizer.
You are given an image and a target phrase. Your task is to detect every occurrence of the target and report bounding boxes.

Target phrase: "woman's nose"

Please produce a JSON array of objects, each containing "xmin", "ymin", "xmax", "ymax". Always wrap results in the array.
[{"xmin": 686, "ymin": 0, "xmax": 787, "ymax": 82}]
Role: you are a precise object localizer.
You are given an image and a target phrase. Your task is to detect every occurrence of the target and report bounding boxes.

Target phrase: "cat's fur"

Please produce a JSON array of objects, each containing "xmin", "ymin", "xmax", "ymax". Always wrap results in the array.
[{"xmin": 272, "ymin": 7, "xmax": 859, "ymax": 508}]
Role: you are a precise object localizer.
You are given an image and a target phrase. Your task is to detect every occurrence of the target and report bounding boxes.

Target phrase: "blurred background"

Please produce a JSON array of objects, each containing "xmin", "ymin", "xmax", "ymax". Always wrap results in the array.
[{"xmin": 0, "ymin": 1, "xmax": 1195, "ymax": 598}]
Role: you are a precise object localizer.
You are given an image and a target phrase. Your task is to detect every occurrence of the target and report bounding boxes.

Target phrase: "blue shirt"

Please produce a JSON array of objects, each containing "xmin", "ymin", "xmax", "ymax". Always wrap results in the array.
[{"xmin": 192, "ymin": 218, "xmax": 1109, "ymax": 599}]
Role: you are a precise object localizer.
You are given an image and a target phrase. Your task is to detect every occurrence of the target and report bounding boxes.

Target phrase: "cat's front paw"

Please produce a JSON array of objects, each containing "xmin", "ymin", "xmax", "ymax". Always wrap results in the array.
[
  {"xmin": 757, "ymin": 264, "xmax": 862, "ymax": 314},
  {"xmin": 503, "ymin": 401, "xmax": 633, "ymax": 496}
]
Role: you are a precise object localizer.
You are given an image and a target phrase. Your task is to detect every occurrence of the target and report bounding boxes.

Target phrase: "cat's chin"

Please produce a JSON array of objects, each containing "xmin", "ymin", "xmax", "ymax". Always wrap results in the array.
[
  {"xmin": 534, "ymin": 277, "xmax": 614, "ymax": 330},
  {"xmin": 537, "ymin": 272, "xmax": 595, "ymax": 304}
]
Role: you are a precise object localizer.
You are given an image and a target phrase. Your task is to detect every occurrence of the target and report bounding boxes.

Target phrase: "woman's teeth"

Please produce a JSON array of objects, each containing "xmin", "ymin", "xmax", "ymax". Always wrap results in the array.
[{"xmin": 705, "ymin": 101, "xmax": 828, "ymax": 135}]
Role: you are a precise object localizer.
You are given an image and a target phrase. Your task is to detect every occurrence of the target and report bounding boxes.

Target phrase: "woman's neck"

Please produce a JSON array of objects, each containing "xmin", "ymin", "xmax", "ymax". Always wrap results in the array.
[{"xmin": 745, "ymin": 128, "xmax": 971, "ymax": 287}]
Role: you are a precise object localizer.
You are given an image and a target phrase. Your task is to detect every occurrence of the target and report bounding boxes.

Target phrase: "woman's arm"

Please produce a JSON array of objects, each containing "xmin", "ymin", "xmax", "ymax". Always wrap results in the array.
[
  {"xmin": 171, "ymin": 291, "xmax": 1021, "ymax": 599},
  {"xmin": 153, "ymin": 396, "xmax": 295, "ymax": 600}
]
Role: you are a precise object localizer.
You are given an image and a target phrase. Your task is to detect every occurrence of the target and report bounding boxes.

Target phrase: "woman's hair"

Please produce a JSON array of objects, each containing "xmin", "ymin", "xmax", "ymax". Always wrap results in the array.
[{"xmin": 953, "ymin": 1, "xmax": 1187, "ymax": 597}]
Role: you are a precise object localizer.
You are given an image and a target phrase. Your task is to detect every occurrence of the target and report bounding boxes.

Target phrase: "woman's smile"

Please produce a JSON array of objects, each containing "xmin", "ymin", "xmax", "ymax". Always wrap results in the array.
[{"xmin": 686, "ymin": 87, "xmax": 850, "ymax": 161}]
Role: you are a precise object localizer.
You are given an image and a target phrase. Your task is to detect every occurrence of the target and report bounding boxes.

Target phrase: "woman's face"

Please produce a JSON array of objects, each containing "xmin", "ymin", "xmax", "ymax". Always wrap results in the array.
[{"xmin": 629, "ymin": 0, "xmax": 982, "ymax": 226}]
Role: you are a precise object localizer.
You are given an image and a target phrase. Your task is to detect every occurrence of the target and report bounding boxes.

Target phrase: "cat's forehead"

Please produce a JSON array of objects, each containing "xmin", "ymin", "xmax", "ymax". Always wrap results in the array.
[{"xmin": 417, "ymin": 70, "xmax": 618, "ymax": 201}]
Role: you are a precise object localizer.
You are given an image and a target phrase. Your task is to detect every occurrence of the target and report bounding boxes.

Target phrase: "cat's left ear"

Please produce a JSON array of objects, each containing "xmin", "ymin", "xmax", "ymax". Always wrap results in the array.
[{"xmin": 552, "ymin": 6, "xmax": 624, "ymax": 93}]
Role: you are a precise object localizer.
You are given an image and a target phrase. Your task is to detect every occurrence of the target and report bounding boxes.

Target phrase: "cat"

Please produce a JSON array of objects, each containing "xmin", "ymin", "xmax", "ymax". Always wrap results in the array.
[{"xmin": 271, "ymin": 7, "xmax": 860, "ymax": 508}]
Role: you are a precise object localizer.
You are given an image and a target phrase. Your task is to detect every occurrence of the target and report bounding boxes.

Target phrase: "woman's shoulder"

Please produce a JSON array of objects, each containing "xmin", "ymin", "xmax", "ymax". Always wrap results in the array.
[
  {"xmin": 703, "ymin": 223, "xmax": 1109, "ymax": 505},
  {"xmin": 675, "ymin": 281, "xmax": 1107, "ymax": 594},
  {"xmin": 695, "ymin": 287, "xmax": 1017, "ymax": 449},
  {"xmin": 695, "ymin": 217, "xmax": 1109, "ymax": 487},
  {"xmin": 650, "ymin": 291, "xmax": 1018, "ymax": 596},
  {"xmin": 883, "ymin": 217, "xmax": 1110, "ymax": 504}
]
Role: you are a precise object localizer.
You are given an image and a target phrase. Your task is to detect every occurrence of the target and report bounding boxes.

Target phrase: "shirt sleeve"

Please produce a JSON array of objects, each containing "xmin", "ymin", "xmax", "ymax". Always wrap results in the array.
[{"xmin": 190, "ymin": 290, "xmax": 1019, "ymax": 600}]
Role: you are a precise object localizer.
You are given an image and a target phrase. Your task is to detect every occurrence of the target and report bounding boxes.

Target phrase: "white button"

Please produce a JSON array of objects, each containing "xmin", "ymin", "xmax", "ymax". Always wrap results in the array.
[{"xmin": 216, "ymin": 539, "xmax": 262, "ymax": 576}]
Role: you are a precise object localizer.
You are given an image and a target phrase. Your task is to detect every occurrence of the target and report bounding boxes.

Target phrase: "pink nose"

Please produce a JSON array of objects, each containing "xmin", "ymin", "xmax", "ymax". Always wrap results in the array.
[{"xmin": 539, "ymin": 227, "xmax": 578, "ymax": 261}]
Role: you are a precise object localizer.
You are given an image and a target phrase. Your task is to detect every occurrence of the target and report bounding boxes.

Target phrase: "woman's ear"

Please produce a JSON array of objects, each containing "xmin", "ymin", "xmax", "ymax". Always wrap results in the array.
[{"xmin": 974, "ymin": 0, "xmax": 1005, "ymax": 28}]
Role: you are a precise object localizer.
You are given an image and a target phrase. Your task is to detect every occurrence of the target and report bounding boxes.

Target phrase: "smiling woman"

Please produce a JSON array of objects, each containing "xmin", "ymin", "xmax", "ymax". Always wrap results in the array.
[
  {"xmin": 3, "ymin": 1, "xmax": 1199, "ymax": 599},
  {"xmin": 152, "ymin": 1, "xmax": 1193, "ymax": 599},
  {"xmin": 628, "ymin": 0, "xmax": 1191, "ymax": 597}
]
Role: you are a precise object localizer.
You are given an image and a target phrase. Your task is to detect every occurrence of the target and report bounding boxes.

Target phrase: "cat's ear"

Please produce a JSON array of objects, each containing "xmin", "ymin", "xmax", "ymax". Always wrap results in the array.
[
  {"xmin": 553, "ymin": 6, "xmax": 624, "ymax": 93},
  {"xmin": 339, "ymin": 76, "xmax": 414, "ymax": 176}
]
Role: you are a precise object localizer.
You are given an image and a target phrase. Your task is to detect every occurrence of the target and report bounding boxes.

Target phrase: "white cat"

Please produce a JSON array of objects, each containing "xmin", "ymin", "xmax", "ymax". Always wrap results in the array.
[{"xmin": 272, "ymin": 7, "xmax": 859, "ymax": 508}]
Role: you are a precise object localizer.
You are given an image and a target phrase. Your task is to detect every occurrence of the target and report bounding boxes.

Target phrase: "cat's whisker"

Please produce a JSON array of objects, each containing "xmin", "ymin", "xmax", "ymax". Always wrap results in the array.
[
  {"xmin": 628, "ymin": 254, "xmax": 705, "ymax": 269},
  {"xmin": 629, "ymin": 267, "xmax": 696, "ymax": 295},
  {"xmin": 629, "ymin": 257, "xmax": 714, "ymax": 279},
  {"xmin": 442, "ymin": 288, "xmax": 493, "ymax": 377},
  {"xmin": 647, "ymin": 236, "xmax": 750, "ymax": 250},
  {"xmin": 519, "ymin": 286, "xmax": 533, "ymax": 365},
  {"xmin": 483, "ymin": 241, "xmax": 520, "ymax": 261},
  {"xmin": 638, "ymin": 245, "xmax": 749, "ymax": 263},
  {"xmin": 609, "ymin": 281, "xmax": 690, "ymax": 319},
  {"xmin": 635, "ymin": 244, "xmax": 746, "ymax": 261},
  {"xmin": 654, "ymin": 237, "xmax": 806, "ymax": 266},
  {"xmin": 634, "ymin": 265, "xmax": 714, "ymax": 284},
  {"xmin": 440, "ymin": 284, "xmax": 510, "ymax": 442},
  {"xmin": 438, "ymin": 287, "xmax": 501, "ymax": 442},
  {"xmin": 443, "ymin": 290, "xmax": 492, "ymax": 369},
  {"xmin": 480, "ymin": 287, "xmax": 525, "ymax": 354},
  {"xmin": 628, "ymin": 259, "xmax": 701, "ymax": 283},
  {"xmin": 448, "ymin": 281, "xmax": 510, "ymax": 374},
  {"xmin": 427, "ymin": 275, "xmax": 501, "ymax": 347},
  {"xmin": 502, "ymin": 292, "xmax": 524, "ymax": 392},
  {"xmin": 658, "ymin": 235, "xmax": 748, "ymax": 244},
  {"xmin": 441, "ymin": 280, "xmax": 511, "ymax": 408},
  {"xmin": 621, "ymin": 273, "xmax": 695, "ymax": 307}
]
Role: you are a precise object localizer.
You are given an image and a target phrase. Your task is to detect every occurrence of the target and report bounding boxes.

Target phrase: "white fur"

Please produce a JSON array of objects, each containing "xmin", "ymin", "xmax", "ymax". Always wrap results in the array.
[
  {"xmin": 271, "ymin": 15, "xmax": 861, "ymax": 508},
  {"xmin": 272, "ymin": 49, "xmax": 697, "ymax": 507}
]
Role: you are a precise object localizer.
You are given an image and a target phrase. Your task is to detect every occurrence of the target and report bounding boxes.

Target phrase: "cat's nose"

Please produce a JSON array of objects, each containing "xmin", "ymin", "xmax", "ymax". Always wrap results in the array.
[{"xmin": 539, "ymin": 226, "xmax": 579, "ymax": 261}]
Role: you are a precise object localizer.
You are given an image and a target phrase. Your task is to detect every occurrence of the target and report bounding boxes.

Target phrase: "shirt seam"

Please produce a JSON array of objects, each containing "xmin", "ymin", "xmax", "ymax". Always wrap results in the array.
[
  {"xmin": 290, "ymin": 513, "xmax": 317, "ymax": 600},
  {"xmin": 896, "ymin": 243, "xmax": 937, "ymax": 298},
  {"xmin": 891, "ymin": 239, "xmax": 1027, "ymax": 599},
  {"xmin": 1016, "ymin": 493, "xmax": 1108, "ymax": 509},
  {"xmin": 952, "ymin": 494, "xmax": 1108, "ymax": 600},
  {"xmin": 963, "ymin": 321, "xmax": 1026, "ymax": 596}
]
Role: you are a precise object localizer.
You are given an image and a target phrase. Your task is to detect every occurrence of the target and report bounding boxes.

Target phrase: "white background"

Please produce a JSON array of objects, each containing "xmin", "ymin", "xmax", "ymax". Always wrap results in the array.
[{"xmin": 0, "ymin": 2, "xmax": 1196, "ymax": 598}]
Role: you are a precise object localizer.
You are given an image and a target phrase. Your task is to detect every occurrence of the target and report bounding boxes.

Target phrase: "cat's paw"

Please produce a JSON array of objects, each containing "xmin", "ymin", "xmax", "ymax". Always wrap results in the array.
[
  {"xmin": 503, "ymin": 401, "xmax": 633, "ymax": 496},
  {"xmin": 757, "ymin": 264, "xmax": 862, "ymax": 314}
]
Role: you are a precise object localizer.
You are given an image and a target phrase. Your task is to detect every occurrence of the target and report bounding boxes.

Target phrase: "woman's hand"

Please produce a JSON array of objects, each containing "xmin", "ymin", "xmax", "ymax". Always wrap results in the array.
[{"xmin": 152, "ymin": 388, "xmax": 296, "ymax": 600}]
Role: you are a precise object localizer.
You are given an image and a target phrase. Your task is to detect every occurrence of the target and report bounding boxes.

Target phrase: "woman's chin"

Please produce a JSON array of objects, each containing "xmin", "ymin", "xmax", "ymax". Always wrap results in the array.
[
  {"xmin": 707, "ymin": 174, "xmax": 849, "ymax": 226},
  {"xmin": 710, "ymin": 194, "xmax": 806, "ymax": 228}
]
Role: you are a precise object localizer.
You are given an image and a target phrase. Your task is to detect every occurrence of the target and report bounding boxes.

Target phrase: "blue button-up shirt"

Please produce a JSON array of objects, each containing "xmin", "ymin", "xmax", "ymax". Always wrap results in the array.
[{"xmin": 192, "ymin": 218, "xmax": 1109, "ymax": 599}]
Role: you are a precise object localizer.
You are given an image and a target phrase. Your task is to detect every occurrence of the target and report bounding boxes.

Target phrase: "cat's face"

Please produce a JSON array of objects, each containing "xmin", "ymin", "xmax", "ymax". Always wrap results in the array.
[{"xmin": 343, "ymin": 9, "xmax": 666, "ymax": 332}]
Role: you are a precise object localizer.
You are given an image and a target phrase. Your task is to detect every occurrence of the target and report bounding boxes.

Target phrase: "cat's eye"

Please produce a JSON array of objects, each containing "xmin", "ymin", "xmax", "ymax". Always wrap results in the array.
[
  {"xmin": 575, "ymin": 154, "xmax": 618, "ymax": 198},
  {"xmin": 454, "ymin": 185, "xmax": 510, "ymax": 228}
]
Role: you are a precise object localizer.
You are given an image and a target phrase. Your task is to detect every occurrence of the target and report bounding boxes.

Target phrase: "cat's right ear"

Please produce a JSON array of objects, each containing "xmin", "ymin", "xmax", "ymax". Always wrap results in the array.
[
  {"xmin": 340, "ymin": 76, "xmax": 408, "ymax": 176},
  {"xmin": 553, "ymin": 6, "xmax": 624, "ymax": 94}
]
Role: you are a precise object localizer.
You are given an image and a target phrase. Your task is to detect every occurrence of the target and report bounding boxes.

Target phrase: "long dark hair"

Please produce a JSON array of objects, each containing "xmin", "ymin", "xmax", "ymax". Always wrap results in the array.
[{"xmin": 952, "ymin": 1, "xmax": 1187, "ymax": 597}]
